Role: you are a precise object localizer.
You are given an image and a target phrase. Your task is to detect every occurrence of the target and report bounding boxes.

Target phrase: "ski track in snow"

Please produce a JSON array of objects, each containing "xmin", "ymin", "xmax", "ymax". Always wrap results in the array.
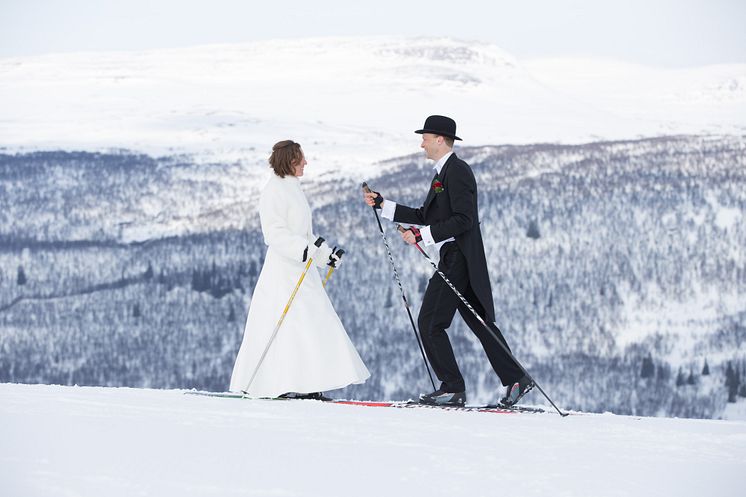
[{"xmin": 1, "ymin": 383, "xmax": 745, "ymax": 497}]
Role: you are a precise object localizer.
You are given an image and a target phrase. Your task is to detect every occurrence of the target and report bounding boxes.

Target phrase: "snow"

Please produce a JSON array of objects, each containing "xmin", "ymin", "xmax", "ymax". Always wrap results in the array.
[
  {"xmin": 2, "ymin": 383, "xmax": 745, "ymax": 496},
  {"xmin": 706, "ymin": 193, "xmax": 743, "ymax": 232},
  {"xmin": 523, "ymin": 57, "xmax": 746, "ymax": 128},
  {"xmin": 723, "ymin": 399, "xmax": 746, "ymax": 421},
  {"xmin": 619, "ymin": 285, "xmax": 734, "ymax": 340},
  {"xmin": 616, "ymin": 282, "xmax": 746, "ymax": 363},
  {"xmin": 1, "ymin": 37, "xmax": 745, "ymax": 182},
  {"xmin": 715, "ymin": 207, "xmax": 741, "ymax": 231}
]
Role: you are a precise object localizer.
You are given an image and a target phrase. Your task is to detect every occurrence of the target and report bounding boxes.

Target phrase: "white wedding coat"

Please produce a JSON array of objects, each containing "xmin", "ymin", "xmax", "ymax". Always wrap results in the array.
[{"xmin": 229, "ymin": 173, "xmax": 370, "ymax": 397}]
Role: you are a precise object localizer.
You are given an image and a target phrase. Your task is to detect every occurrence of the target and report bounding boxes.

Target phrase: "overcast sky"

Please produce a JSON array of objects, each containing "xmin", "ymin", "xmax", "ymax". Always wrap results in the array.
[{"xmin": 1, "ymin": 0, "xmax": 744, "ymax": 67}]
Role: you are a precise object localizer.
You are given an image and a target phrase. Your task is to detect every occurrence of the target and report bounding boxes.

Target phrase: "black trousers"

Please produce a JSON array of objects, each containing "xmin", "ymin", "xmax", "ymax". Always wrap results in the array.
[{"xmin": 417, "ymin": 243, "xmax": 523, "ymax": 392}]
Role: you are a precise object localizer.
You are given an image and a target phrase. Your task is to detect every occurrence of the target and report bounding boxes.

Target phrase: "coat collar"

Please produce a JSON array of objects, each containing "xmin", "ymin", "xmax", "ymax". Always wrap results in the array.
[
  {"xmin": 436, "ymin": 152, "xmax": 457, "ymax": 182},
  {"xmin": 433, "ymin": 151, "xmax": 454, "ymax": 176}
]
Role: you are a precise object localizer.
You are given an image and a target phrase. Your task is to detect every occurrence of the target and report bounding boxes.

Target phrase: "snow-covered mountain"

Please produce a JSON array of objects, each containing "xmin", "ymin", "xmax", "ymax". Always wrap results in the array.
[
  {"xmin": 1, "ymin": 37, "xmax": 744, "ymax": 179},
  {"xmin": 1, "ymin": 383, "xmax": 744, "ymax": 497}
]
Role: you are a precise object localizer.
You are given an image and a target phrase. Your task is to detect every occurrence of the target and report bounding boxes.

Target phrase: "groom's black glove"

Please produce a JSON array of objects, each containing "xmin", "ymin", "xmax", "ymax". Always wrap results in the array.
[{"xmin": 362, "ymin": 182, "xmax": 383, "ymax": 209}]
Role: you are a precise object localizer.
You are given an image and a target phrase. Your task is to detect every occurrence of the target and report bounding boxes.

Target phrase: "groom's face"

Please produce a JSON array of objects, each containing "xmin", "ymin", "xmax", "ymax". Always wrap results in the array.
[{"xmin": 420, "ymin": 133, "xmax": 440, "ymax": 160}]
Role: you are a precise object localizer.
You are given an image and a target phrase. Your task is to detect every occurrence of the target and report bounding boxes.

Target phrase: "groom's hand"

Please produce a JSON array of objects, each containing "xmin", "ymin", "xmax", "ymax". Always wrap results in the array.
[
  {"xmin": 399, "ymin": 226, "xmax": 422, "ymax": 245},
  {"xmin": 363, "ymin": 191, "xmax": 383, "ymax": 208},
  {"xmin": 362, "ymin": 182, "xmax": 384, "ymax": 208}
]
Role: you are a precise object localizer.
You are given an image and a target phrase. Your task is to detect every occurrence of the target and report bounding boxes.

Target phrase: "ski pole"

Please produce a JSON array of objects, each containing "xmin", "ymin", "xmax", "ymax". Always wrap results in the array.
[
  {"xmin": 322, "ymin": 267, "xmax": 334, "ymax": 287},
  {"xmin": 396, "ymin": 225, "xmax": 568, "ymax": 417},
  {"xmin": 243, "ymin": 237, "xmax": 325, "ymax": 395},
  {"xmin": 362, "ymin": 182, "xmax": 436, "ymax": 391}
]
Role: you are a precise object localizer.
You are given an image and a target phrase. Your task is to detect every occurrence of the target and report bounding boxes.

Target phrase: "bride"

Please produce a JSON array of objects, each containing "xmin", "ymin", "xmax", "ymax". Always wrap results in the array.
[{"xmin": 229, "ymin": 140, "xmax": 370, "ymax": 398}]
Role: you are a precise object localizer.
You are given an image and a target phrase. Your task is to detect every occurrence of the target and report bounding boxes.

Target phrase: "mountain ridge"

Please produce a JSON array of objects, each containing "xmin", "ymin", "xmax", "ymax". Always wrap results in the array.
[{"xmin": 2, "ymin": 36, "xmax": 744, "ymax": 177}]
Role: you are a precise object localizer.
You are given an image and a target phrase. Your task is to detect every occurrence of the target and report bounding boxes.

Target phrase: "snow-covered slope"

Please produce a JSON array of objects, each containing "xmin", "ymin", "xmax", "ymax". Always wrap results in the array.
[
  {"xmin": 1, "ymin": 383, "xmax": 744, "ymax": 497},
  {"xmin": 1, "ymin": 37, "xmax": 744, "ymax": 180},
  {"xmin": 525, "ymin": 57, "xmax": 746, "ymax": 131}
]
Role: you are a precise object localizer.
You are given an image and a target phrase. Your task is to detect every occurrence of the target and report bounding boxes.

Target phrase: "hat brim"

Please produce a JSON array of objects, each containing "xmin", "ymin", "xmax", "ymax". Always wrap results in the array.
[{"xmin": 415, "ymin": 128, "xmax": 462, "ymax": 141}]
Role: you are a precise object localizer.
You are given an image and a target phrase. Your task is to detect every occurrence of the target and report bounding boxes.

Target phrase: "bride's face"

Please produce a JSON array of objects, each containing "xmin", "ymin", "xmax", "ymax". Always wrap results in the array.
[{"xmin": 293, "ymin": 151, "xmax": 307, "ymax": 177}]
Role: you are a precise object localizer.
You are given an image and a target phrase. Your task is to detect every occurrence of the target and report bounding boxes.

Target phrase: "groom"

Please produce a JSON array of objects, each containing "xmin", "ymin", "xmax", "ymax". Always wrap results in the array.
[{"xmin": 364, "ymin": 115, "xmax": 533, "ymax": 407}]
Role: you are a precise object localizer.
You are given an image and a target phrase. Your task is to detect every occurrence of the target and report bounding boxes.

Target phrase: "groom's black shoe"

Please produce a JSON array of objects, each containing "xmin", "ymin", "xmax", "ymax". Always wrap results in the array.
[
  {"xmin": 419, "ymin": 389, "xmax": 466, "ymax": 406},
  {"xmin": 499, "ymin": 374, "xmax": 535, "ymax": 407}
]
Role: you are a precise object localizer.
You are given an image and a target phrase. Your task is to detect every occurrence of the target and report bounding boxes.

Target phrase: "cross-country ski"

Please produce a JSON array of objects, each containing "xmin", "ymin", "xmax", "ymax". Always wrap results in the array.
[{"xmin": 184, "ymin": 389, "xmax": 555, "ymax": 414}]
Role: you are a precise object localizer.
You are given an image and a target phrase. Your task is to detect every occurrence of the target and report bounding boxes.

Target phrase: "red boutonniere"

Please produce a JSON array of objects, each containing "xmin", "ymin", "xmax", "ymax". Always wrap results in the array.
[{"xmin": 432, "ymin": 179, "xmax": 444, "ymax": 193}]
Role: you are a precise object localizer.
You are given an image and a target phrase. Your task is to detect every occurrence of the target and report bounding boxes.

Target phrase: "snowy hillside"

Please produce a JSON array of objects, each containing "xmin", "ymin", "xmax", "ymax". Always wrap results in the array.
[
  {"xmin": 1, "ymin": 383, "xmax": 744, "ymax": 497},
  {"xmin": 1, "ymin": 37, "xmax": 745, "ymax": 179},
  {"xmin": 1, "ymin": 136, "xmax": 744, "ymax": 418}
]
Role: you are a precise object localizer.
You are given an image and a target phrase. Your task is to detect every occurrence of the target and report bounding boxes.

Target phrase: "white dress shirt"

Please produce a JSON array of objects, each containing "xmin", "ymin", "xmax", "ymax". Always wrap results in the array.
[{"xmin": 381, "ymin": 151, "xmax": 456, "ymax": 252}]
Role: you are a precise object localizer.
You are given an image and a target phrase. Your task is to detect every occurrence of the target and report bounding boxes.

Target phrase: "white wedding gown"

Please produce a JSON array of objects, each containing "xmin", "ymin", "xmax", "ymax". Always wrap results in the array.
[{"xmin": 229, "ymin": 173, "xmax": 370, "ymax": 397}]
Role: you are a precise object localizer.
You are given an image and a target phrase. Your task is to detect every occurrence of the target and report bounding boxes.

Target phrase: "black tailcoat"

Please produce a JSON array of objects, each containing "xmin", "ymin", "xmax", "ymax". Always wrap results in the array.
[{"xmin": 393, "ymin": 153, "xmax": 495, "ymax": 322}]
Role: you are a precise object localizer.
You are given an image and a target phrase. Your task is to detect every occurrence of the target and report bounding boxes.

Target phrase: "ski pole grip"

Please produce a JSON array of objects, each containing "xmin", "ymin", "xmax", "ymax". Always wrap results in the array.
[
  {"xmin": 396, "ymin": 225, "xmax": 407, "ymax": 233},
  {"xmin": 362, "ymin": 182, "xmax": 384, "ymax": 208},
  {"xmin": 314, "ymin": 237, "xmax": 325, "ymax": 247}
]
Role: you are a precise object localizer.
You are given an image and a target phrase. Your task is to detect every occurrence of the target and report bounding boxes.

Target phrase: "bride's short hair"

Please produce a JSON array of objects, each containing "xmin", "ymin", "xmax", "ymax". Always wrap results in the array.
[{"xmin": 269, "ymin": 140, "xmax": 303, "ymax": 178}]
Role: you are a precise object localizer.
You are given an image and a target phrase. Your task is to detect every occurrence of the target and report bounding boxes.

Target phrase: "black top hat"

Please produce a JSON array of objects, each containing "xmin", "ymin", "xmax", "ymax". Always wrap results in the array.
[{"xmin": 414, "ymin": 115, "xmax": 462, "ymax": 141}]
